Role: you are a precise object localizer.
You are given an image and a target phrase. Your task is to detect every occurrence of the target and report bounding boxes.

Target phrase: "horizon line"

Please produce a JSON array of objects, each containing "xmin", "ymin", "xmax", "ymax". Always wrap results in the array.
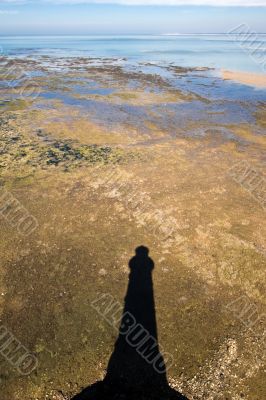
[{"xmin": 1, "ymin": 32, "xmax": 266, "ymax": 36}]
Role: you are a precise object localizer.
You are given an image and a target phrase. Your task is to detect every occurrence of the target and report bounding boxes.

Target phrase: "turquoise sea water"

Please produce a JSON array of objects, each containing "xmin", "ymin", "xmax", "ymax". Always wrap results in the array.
[
  {"xmin": 1, "ymin": 33, "xmax": 265, "ymax": 133},
  {"xmin": 1, "ymin": 34, "xmax": 266, "ymax": 74}
]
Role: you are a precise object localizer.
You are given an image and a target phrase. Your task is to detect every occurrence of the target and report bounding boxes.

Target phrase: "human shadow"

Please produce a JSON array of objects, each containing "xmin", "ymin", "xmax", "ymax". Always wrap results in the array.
[{"xmin": 71, "ymin": 246, "xmax": 188, "ymax": 400}]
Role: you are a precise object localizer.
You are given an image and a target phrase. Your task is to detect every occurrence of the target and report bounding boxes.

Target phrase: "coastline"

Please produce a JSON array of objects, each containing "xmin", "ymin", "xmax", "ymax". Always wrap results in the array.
[
  {"xmin": 222, "ymin": 69, "xmax": 266, "ymax": 89},
  {"xmin": 0, "ymin": 54, "xmax": 266, "ymax": 400}
]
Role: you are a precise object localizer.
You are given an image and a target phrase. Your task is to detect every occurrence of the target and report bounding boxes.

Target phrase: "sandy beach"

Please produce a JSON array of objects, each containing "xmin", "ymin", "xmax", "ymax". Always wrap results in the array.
[{"xmin": 222, "ymin": 69, "xmax": 266, "ymax": 89}]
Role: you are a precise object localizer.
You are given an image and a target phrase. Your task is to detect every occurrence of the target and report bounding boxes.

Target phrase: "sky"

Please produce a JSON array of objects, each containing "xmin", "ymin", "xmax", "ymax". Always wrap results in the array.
[{"xmin": 0, "ymin": 1, "xmax": 265, "ymax": 35}]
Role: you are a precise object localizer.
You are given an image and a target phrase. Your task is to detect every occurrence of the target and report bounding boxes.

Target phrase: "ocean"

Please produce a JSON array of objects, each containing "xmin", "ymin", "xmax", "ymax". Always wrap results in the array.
[{"xmin": 1, "ymin": 34, "xmax": 266, "ymax": 74}]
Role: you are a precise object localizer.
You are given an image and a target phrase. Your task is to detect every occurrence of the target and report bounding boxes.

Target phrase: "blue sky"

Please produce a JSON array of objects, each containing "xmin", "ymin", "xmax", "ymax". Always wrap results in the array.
[{"xmin": 0, "ymin": 1, "xmax": 265, "ymax": 35}]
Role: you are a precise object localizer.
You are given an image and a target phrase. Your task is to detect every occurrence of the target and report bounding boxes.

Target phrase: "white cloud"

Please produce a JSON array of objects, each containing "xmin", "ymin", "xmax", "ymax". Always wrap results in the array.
[
  {"xmin": 0, "ymin": 9, "xmax": 19, "ymax": 14},
  {"xmin": 46, "ymin": 0, "xmax": 266, "ymax": 4},
  {"xmin": 1, "ymin": 0, "xmax": 266, "ymax": 5}
]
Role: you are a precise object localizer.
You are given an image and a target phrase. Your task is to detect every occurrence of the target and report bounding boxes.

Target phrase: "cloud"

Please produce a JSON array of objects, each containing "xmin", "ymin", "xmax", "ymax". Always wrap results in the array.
[
  {"xmin": 0, "ymin": 9, "xmax": 19, "ymax": 14},
  {"xmin": 1, "ymin": 0, "xmax": 266, "ymax": 5},
  {"xmin": 62, "ymin": 0, "xmax": 266, "ymax": 4}
]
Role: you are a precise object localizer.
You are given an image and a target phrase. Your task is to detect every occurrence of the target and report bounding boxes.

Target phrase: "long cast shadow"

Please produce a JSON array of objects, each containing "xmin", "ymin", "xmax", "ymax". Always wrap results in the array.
[{"xmin": 71, "ymin": 246, "xmax": 188, "ymax": 399}]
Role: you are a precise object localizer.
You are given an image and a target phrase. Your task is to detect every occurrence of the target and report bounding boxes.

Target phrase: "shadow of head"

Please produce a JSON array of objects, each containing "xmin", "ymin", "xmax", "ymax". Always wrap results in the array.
[{"xmin": 135, "ymin": 245, "xmax": 149, "ymax": 257}]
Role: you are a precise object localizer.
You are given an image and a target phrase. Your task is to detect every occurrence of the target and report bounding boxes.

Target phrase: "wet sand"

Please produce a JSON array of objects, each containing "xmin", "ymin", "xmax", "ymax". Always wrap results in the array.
[
  {"xmin": 0, "ymin": 57, "xmax": 265, "ymax": 400},
  {"xmin": 222, "ymin": 69, "xmax": 266, "ymax": 89}
]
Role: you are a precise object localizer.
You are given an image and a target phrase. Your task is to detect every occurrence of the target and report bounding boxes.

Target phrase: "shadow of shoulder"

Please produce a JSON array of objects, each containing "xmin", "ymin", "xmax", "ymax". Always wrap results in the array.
[{"xmin": 71, "ymin": 380, "xmax": 189, "ymax": 400}]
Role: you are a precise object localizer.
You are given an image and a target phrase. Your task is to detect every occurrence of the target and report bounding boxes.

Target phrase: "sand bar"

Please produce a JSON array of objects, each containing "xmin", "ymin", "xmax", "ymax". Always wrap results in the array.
[{"xmin": 222, "ymin": 69, "xmax": 266, "ymax": 89}]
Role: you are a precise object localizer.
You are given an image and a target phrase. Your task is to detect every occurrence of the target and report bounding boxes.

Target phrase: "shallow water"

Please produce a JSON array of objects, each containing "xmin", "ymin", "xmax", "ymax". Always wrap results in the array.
[
  {"xmin": 1, "ymin": 54, "xmax": 264, "ymax": 145},
  {"xmin": 0, "ymin": 37, "xmax": 266, "ymax": 400},
  {"xmin": 1, "ymin": 34, "xmax": 266, "ymax": 73}
]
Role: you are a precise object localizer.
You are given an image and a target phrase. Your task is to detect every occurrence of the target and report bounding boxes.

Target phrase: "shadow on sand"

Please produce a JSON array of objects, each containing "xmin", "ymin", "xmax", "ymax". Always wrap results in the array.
[{"xmin": 71, "ymin": 246, "xmax": 188, "ymax": 400}]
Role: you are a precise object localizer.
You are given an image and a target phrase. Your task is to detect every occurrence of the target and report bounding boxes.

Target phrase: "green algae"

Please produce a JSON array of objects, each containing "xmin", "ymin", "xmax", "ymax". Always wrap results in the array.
[{"xmin": 0, "ymin": 57, "xmax": 265, "ymax": 400}]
